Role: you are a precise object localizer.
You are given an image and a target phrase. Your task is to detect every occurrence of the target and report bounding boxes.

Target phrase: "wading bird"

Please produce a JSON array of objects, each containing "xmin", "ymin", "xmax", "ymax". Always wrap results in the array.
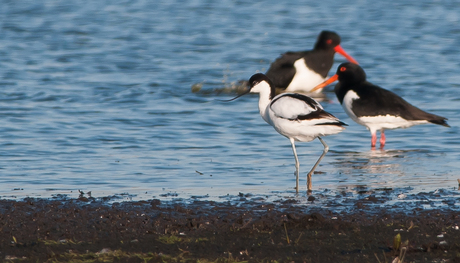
[
  {"xmin": 312, "ymin": 63, "xmax": 449, "ymax": 148},
  {"xmin": 227, "ymin": 73, "xmax": 347, "ymax": 192},
  {"xmin": 265, "ymin": 31, "xmax": 358, "ymax": 93}
]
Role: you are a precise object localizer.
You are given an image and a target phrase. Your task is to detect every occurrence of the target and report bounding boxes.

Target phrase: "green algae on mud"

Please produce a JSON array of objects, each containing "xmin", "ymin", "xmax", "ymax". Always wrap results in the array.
[{"xmin": 1, "ymin": 197, "xmax": 460, "ymax": 262}]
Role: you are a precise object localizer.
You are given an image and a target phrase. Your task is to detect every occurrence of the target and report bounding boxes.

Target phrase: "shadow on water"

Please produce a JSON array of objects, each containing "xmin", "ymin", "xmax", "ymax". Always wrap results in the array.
[
  {"xmin": 331, "ymin": 148, "xmax": 438, "ymax": 188},
  {"xmin": 191, "ymin": 76, "xmax": 330, "ymax": 102},
  {"xmin": 191, "ymin": 79, "xmax": 249, "ymax": 95}
]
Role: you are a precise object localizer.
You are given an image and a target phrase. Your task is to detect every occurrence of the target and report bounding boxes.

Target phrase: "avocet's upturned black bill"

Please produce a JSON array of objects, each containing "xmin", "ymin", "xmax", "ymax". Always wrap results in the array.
[
  {"xmin": 313, "ymin": 63, "xmax": 450, "ymax": 148},
  {"xmin": 229, "ymin": 73, "xmax": 347, "ymax": 192},
  {"xmin": 265, "ymin": 31, "xmax": 358, "ymax": 94}
]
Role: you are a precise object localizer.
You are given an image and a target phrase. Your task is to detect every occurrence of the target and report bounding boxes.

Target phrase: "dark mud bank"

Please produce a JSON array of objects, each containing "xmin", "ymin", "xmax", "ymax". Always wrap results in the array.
[{"xmin": 1, "ymin": 191, "xmax": 460, "ymax": 262}]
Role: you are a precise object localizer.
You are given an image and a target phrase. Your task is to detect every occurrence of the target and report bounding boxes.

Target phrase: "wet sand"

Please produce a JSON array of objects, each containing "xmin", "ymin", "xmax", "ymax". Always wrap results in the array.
[{"xmin": 1, "ymin": 194, "xmax": 460, "ymax": 262}]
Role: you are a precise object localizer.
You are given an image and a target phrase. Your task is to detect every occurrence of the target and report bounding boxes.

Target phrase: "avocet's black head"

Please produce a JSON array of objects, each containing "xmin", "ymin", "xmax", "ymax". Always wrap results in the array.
[
  {"xmin": 248, "ymin": 73, "xmax": 276, "ymax": 99},
  {"xmin": 315, "ymin": 31, "xmax": 341, "ymax": 50},
  {"xmin": 335, "ymin": 62, "xmax": 367, "ymax": 84},
  {"xmin": 248, "ymin": 73, "xmax": 273, "ymax": 89},
  {"xmin": 222, "ymin": 73, "xmax": 275, "ymax": 102}
]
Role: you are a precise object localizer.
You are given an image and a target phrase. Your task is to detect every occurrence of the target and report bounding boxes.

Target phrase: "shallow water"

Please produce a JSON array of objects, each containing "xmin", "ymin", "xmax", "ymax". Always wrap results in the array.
[{"xmin": 0, "ymin": 0, "xmax": 460, "ymax": 206}]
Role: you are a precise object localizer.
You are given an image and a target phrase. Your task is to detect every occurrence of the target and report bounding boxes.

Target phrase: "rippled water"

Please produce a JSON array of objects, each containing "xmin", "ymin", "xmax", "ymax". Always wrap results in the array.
[{"xmin": 1, "ymin": 0, "xmax": 460, "ymax": 202}]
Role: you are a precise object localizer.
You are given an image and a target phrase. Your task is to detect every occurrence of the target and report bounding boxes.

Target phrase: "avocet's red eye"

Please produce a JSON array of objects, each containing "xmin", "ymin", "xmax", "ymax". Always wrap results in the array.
[
  {"xmin": 340, "ymin": 67, "xmax": 346, "ymax": 72},
  {"xmin": 326, "ymin": 39, "xmax": 332, "ymax": 44}
]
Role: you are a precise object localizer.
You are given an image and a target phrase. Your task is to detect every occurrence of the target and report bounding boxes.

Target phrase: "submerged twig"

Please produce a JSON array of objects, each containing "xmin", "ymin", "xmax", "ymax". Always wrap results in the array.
[
  {"xmin": 295, "ymin": 232, "xmax": 303, "ymax": 244},
  {"xmin": 284, "ymin": 223, "xmax": 290, "ymax": 244}
]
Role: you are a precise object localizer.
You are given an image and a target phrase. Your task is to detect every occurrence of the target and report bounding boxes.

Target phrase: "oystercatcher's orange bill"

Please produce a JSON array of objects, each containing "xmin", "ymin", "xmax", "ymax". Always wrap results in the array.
[
  {"xmin": 334, "ymin": 45, "xmax": 359, "ymax": 65},
  {"xmin": 311, "ymin": 74, "xmax": 338, "ymax": 92}
]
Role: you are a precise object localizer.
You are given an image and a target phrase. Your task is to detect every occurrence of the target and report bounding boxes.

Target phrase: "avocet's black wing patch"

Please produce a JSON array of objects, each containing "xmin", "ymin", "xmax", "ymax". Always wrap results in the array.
[{"xmin": 270, "ymin": 93, "xmax": 324, "ymax": 121}]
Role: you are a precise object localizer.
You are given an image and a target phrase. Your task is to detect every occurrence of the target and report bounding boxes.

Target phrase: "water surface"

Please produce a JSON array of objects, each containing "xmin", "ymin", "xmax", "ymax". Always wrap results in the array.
[{"xmin": 0, "ymin": 0, "xmax": 459, "ymax": 206}]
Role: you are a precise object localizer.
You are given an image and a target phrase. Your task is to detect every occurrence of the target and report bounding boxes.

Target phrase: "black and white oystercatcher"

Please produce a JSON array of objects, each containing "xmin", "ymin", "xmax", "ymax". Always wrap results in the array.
[
  {"xmin": 312, "ymin": 62, "xmax": 450, "ymax": 148},
  {"xmin": 226, "ymin": 73, "xmax": 347, "ymax": 192},
  {"xmin": 265, "ymin": 31, "xmax": 358, "ymax": 93}
]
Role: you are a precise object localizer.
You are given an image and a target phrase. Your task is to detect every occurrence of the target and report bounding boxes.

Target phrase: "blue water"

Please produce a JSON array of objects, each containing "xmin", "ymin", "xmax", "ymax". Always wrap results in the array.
[{"xmin": 1, "ymin": 0, "xmax": 460, "ymax": 203}]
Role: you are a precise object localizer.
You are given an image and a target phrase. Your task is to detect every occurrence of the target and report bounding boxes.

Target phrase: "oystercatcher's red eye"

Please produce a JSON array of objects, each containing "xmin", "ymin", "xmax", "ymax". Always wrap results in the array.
[
  {"xmin": 326, "ymin": 39, "xmax": 332, "ymax": 44},
  {"xmin": 340, "ymin": 67, "xmax": 346, "ymax": 72}
]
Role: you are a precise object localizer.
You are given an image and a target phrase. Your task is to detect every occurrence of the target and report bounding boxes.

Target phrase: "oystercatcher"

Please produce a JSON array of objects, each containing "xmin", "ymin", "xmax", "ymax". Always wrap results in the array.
[
  {"xmin": 226, "ymin": 73, "xmax": 347, "ymax": 192},
  {"xmin": 265, "ymin": 31, "xmax": 358, "ymax": 93},
  {"xmin": 312, "ymin": 63, "xmax": 450, "ymax": 148}
]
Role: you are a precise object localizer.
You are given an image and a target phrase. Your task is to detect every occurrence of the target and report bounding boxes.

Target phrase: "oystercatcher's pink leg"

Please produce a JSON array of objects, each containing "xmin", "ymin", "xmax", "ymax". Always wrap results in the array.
[
  {"xmin": 380, "ymin": 130, "xmax": 386, "ymax": 148},
  {"xmin": 371, "ymin": 132, "xmax": 377, "ymax": 147}
]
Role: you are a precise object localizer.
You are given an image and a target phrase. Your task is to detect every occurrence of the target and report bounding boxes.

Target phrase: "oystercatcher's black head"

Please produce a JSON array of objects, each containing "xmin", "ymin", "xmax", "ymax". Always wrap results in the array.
[
  {"xmin": 314, "ymin": 31, "xmax": 358, "ymax": 65},
  {"xmin": 335, "ymin": 62, "xmax": 367, "ymax": 84},
  {"xmin": 310, "ymin": 62, "xmax": 366, "ymax": 92},
  {"xmin": 315, "ymin": 31, "xmax": 341, "ymax": 49}
]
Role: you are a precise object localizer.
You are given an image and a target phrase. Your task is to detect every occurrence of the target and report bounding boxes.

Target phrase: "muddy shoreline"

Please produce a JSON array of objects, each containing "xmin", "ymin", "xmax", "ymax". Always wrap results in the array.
[{"xmin": 1, "ymin": 193, "xmax": 460, "ymax": 262}]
